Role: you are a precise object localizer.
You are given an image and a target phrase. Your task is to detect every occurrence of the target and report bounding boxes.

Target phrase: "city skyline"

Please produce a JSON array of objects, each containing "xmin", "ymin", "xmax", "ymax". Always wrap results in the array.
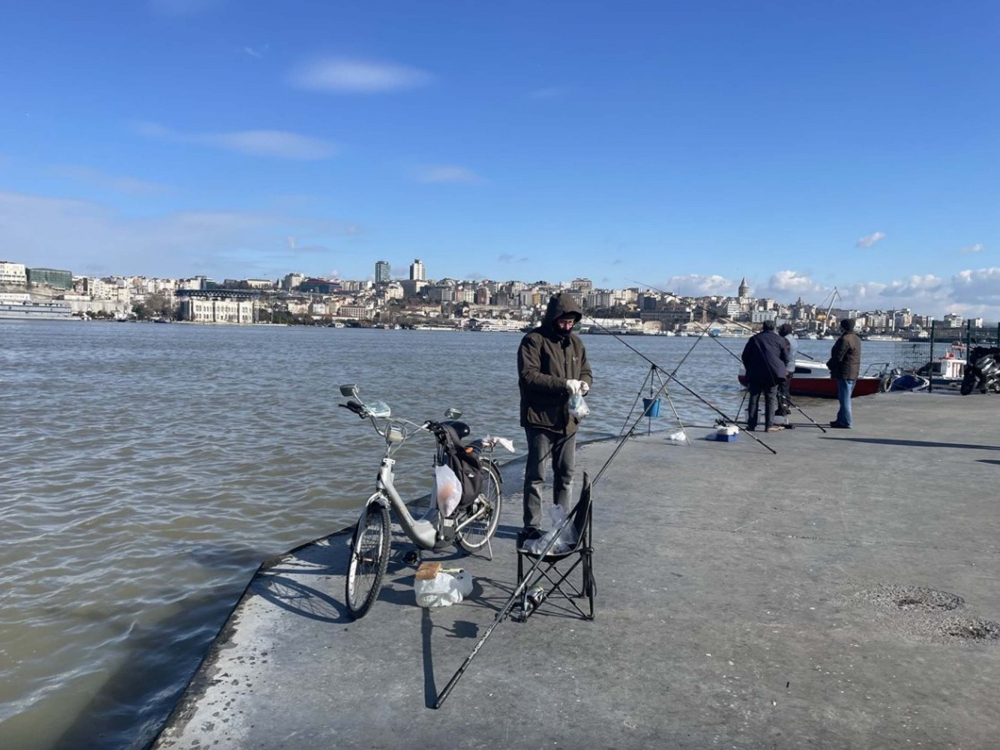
[{"xmin": 0, "ymin": 2, "xmax": 996, "ymax": 319}]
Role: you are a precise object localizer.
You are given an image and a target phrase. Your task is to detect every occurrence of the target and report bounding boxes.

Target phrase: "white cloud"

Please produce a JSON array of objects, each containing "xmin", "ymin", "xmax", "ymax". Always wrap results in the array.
[
  {"xmin": 958, "ymin": 243, "xmax": 985, "ymax": 254},
  {"xmin": 133, "ymin": 121, "xmax": 338, "ymax": 160},
  {"xmin": 951, "ymin": 268, "xmax": 1000, "ymax": 306},
  {"xmin": 289, "ymin": 58, "xmax": 432, "ymax": 93},
  {"xmin": 663, "ymin": 274, "xmax": 736, "ymax": 297},
  {"xmin": 856, "ymin": 231, "xmax": 886, "ymax": 248},
  {"xmin": 763, "ymin": 270, "xmax": 822, "ymax": 295},
  {"xmin": 416, "ymin": 165, "xmax": 486, "ymax": 185},
  {"xmin": 52, "ymin": 164, "xmax": 169, "ymax": 195},
  {"xmin": 880, "ymin": 274, "xmax": 943, "ymax": 298},
  {"xmin": 243, "ymin": 44, "xmax": 269, "ymax": 59},
  {"xmin": 0, "ymin": 189, "xmax": 358, "ymax": 279}
]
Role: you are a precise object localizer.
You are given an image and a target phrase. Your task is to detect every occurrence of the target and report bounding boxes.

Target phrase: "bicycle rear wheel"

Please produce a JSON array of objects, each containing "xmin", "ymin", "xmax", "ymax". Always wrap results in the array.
[
  {"xmin": 457, "ymin": 464, "xmax": 502, "ymax": 553},
  {"xmin": 345, "ymin": 499, "xmax": 390, "ymax": 619}
]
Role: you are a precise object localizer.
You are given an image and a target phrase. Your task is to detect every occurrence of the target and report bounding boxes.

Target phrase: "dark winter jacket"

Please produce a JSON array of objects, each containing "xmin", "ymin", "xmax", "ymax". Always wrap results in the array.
[
  {"xmin": 828, "ymin": 332, "xmax": 862, "ymax": 380},
  {"xmin": 741, "ymin": 330, "xmax": 789, "ymax": 386},
  {"xmin": 518, "ymin": 293, "xmax": 593, "ymax": 435}
]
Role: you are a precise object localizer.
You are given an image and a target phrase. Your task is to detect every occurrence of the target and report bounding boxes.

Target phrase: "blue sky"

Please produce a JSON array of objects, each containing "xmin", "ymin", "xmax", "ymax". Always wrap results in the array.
[{"xmin": 1, "ymin": 1, "xmax": 997, "ymax": 315}]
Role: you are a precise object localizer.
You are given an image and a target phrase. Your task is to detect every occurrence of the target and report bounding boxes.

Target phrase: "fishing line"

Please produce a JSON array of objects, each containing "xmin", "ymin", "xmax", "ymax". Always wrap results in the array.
[
  {"xmin": 435, "ymin": 351, "xmax": 685, "ymax": 709},
  {"xmin": 584, "ymin": 316, "xmax": 777, "ymax": 455}
]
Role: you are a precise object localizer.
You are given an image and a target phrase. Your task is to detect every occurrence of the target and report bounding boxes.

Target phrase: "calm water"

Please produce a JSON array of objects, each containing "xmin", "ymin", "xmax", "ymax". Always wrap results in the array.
[{"xmin": 0, "ymin": 322, "xmax": 899, "ymax": 748}]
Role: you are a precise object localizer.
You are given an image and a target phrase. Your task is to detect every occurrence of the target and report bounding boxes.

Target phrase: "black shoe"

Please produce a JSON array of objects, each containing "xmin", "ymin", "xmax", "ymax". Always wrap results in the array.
[
  {"xmin": 829, "ymin": 421, "xmax": 851, "ymax": 429},
  {"xmin": 517, "ymin": 527, "xmax": 543, "ymax": 549}
]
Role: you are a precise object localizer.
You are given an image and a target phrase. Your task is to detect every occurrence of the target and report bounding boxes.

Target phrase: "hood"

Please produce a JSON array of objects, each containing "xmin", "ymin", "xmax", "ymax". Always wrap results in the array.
[{"xmin": 542, "ymin": 293, "xmax": 583, "ymax": 332}]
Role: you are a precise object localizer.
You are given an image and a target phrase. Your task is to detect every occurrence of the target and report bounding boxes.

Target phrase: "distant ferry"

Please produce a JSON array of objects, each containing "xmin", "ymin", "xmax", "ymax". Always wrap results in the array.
[
  {"xmin": 0, "ymin": 300, "xmax": 73, "ymax": 320},
  {"xmin": 864, "ymin": 334, "xmax": 905, "ymax": 342}
]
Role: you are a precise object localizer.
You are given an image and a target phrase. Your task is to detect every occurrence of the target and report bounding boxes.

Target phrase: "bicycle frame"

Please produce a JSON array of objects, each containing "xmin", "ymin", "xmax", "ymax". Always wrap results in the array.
[{"xmin": 343, "ymin": 394, "xmax": 497, "ymax": 552}]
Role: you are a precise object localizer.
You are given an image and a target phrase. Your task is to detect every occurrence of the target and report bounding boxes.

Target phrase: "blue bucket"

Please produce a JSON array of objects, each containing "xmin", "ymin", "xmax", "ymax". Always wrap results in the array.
[{"xmin": 642, "ymin": 398, "xmax": 661, "ymax": 418}]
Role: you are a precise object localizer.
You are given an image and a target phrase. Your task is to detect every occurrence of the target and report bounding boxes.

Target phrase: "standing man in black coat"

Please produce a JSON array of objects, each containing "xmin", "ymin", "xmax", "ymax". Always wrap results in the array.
[
  {"xmin": 741, "ymin": 319, "xmax": 789, "ymax": 432},
  {"xmin": 517, "ymin": 293, "xmax": 593, "ymax": 548}
]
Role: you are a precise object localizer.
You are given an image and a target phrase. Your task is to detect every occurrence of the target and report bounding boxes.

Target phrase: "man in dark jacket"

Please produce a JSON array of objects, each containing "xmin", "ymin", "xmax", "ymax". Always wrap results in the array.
[
  {"xmin": 741, "ymin": 319, "xmax": 788, "ymax": 432},
  {"xmin": 517, "ymin": 293, "xmax": 593, "ymax": 547},
  {"xmin": 827, "ymin": 318, "xmax": 861, "ymax": 428}
]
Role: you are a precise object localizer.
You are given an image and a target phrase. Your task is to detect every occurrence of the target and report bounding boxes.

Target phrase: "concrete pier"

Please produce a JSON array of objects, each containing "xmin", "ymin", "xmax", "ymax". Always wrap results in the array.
[{"xmin": 154, "ymin": 393, "xmax": 1000, "ymax": 749}]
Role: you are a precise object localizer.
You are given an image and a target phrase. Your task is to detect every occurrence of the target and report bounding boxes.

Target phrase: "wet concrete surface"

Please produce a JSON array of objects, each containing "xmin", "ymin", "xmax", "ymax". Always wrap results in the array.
[{"xmin": 154, "ymin": 392, "xmax": 1000, "ymax": 749}]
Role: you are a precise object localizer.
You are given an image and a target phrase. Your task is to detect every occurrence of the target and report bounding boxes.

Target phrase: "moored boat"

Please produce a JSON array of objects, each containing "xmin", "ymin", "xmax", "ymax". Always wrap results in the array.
[{"xmin": 738, "ymin": 359, "xmax": 883, "ymax": 398}]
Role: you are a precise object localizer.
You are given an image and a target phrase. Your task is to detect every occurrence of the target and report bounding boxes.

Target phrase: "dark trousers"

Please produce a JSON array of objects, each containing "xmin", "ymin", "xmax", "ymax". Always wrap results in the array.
[
  {"xmin": 778, "ymin": 375, "xmax": 794, "ymax": 411},
  {"xmin": 523, "ymin": 426, "xmax": 577, "ymax": 529},
  {"xmin": 747, "ymin": 382, "xmax": 779, "ymax": 430}
]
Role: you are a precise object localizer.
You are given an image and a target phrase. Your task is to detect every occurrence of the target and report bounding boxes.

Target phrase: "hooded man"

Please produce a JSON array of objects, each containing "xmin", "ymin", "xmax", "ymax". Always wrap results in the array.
[
  {"xmin": 741, "ymin": 319, "xmax": 788, "ymax": 432},
  {"xmin": 827, "ymin": 318, "xmax": 861, "ymax": 428},
  {"xmin": 517, "ymin": 293, "xmax": 593, "ymax": 547}
]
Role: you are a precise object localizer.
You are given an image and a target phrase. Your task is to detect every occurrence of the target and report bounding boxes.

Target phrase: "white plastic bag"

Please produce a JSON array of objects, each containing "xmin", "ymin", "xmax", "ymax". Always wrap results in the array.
[
  {"xmin": 526, "ymin": 505, "xmax": 578, "ymax": 556},
  {"xmin": 414, "ymin": 571, "xmax": 473, "ymax": 608},
  {"xmin": 666, "ymin": 430, "xmax": 687, "ymax": 442},
  {"xmin": 568, "ymin": 392, "xmax": 590, "ymax": 420},
  {"xmin": 434, "ymin": 464, "xmax": 463, "ymax": 518}
]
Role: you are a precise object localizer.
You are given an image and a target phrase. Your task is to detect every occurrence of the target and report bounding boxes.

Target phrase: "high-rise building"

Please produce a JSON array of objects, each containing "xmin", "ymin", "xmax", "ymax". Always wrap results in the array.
[
  {"xmin": 375, "ymin": 260, "xmax": 391, "ymax": 285},
  {"xmin": 409, "ymin": 258, "xmax": 426, "ymax": 281}
]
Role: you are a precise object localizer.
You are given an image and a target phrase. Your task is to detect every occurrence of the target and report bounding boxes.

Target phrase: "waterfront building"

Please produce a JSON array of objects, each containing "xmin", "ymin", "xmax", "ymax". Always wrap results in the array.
[
  {"xmin": 943, "ymin": 313, "xmax": 963, "ymax": 329},
  {"xmin": 339, "ymin": 305, "xmax": 373, "ymax": 321},
  {"xmin": 375, "ymin": 260, "xmax": 391, "ymax": 285},
  {"xmin": 180, "ymin": 296, "xmax": 255, "ymax": 324},
  {"xmin": 27, "ymin": 267, "xmax": 73, "ymax": 290},
  {"xmin": 0, "ymin": 261, "xmax": 28, "ymax": 287},
  {"xmin": 409, "ymin": 259, "xmax": 426, "ymax": 281}
]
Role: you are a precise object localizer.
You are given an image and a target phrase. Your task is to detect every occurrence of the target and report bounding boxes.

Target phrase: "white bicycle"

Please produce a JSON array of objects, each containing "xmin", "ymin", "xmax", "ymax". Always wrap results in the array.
[{"xmin": 338, "ymin": 385, "xmax": 505, "ymax": 619}]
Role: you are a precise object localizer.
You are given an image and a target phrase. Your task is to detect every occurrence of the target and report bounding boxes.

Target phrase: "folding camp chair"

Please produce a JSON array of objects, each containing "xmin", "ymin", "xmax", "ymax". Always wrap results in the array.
[{"xmin": 514, "ymin": 472, "xmax": 595, "ymax": 622}]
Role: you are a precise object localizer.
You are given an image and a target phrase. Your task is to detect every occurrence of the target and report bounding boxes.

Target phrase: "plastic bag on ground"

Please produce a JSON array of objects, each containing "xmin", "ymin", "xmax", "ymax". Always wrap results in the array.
[
  {"xmin": 526, "ymin": 504, "xmax": 578, "ymax": 556},
  {"xmin": 434, "ymin": 464, "xmax": 463, "ymax": 518},
  {"xmin": 667, "ymin": 430, "xmax": 687, "ymax": 442},
  {"xmin": 568, "ymin": 392, "xmax": 590, "ymax": 420},
  {"xmin": 414, "ymin": 571, "xmax": 473, "ymax": 608}
]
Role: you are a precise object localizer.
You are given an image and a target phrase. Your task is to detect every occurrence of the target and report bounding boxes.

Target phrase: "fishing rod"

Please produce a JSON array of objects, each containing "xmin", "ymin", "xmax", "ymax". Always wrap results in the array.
[
  {"xmin": 434, "ymin": 370, "xmax": 678, "ymax": 709},
  {"xmin": 701, "ymin": 330, "xmax": 827, "ymax": 433},
  {"xmin": 584, "ymin": 316, "xmax": 777, "ymax": 455},
  {"xmin": 628, "ymin": 279, "xmax": 818, "ymax": 361}
]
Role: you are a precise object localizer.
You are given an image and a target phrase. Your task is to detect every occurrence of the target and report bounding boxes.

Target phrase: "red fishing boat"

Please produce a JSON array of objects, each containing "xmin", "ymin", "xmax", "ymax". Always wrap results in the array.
[{"xmin": 738, "ymin": 360, "xmax": 883, "ymax": 398}]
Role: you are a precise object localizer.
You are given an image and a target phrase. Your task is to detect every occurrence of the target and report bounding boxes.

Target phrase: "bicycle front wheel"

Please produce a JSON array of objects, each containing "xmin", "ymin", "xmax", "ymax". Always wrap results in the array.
[
  {"xmin": 457, "ymin": 464, "xmax": 502, "ymax": 553},
  {"xmin": 345, "ymin": 499, "xmax": 391, "ymax": 619}
]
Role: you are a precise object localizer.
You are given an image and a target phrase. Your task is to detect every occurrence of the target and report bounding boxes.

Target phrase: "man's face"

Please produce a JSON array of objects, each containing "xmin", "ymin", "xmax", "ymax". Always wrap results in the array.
[{"xmin": 555, "ymin": 316, "xmax": 575, "ymax": 334}]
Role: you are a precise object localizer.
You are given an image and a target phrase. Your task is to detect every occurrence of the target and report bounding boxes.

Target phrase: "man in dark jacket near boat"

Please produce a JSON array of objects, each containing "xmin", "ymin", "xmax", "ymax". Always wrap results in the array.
[
  {"xmin": 517, "ymin": 293, "xmax": 592, "ymax": 547},
  {"xmin": 741, "ymin": 319, "xmax": 788, "ymax": 432},
  {"xmin": 827, "ymin": 318, "xmax": 862, "ymax": 429}
]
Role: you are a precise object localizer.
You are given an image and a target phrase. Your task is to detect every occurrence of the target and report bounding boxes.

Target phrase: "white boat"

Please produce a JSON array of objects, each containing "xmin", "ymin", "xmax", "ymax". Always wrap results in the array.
[
  {"xmin": 0, "ymin": 300, "xmax": 73, "ymax": 320},
  {"xmin": 865, "ymin": 334, "xmax": 905, "ymax": 342},
  {"xmin": 917, "ymin": 351, "xmax": 966, "ymax": 389}
]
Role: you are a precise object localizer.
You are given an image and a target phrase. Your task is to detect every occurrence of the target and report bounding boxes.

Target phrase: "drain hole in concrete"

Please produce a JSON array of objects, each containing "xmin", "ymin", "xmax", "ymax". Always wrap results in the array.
[
  {"xmin": 858, "ymin": 585, "xmax": 964, "ymax": 612},
  {"xmin": 940, "ymin": 617, "xmax": 1000, "ymax": 642}
]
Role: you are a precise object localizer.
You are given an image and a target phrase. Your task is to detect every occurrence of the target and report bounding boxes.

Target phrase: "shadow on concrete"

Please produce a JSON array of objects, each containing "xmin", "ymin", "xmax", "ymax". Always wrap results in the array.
[
  {"xmin": 822, "ymin": 437, "xmax": 1000, "ymax": 452},
  {"xmin": 253, "ymin": 574, "xmax": 350, "ymax": 624},
  {"xmin": 977, "ymin": 459, "xmax": 1000, "ymax": 466}
]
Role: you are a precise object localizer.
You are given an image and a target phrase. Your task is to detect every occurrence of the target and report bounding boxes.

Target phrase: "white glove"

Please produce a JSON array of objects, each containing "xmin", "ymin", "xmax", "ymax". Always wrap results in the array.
[
  {"xmin": 581, "ymin": 381, "xmax": 590, "ymax": 396},
  {"xmin": 566, "ymin": 379, "xmax": 583, "ymax": 395}
]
